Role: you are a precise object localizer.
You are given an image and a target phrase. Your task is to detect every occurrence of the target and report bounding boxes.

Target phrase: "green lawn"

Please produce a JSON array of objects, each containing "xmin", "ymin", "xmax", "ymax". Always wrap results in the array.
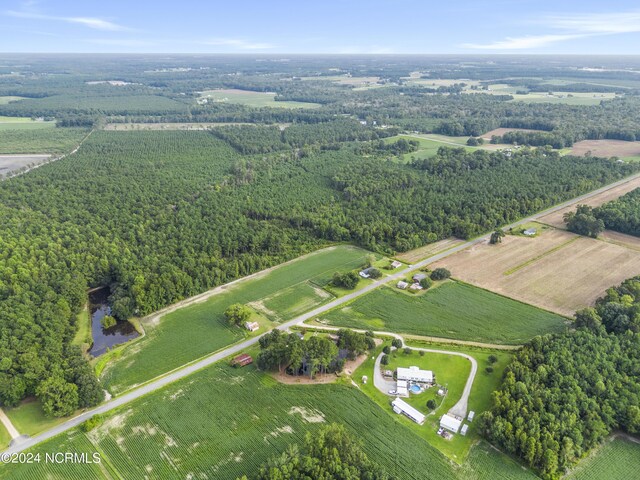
[
  {"xmin": 1, "ymin": 364, "xmax": 459, "ymax": 480},
  {"xmin": 72, "ymin": 306, "xmax": 92, "ymax": 353},
  {"xmin": 0, "ymin": 127, "xmax": 88, "ymax": 154},
  {"xmin": 0, "ymin": 424, "xmax": 9, "ymax": 450},
  {"xmin": 3, "ymin": 400, "xmax": 70, "ymax": 437},
  {"xmin": 200, "ymin": 89, "xmax": 320, "ymax": 109},
  {"xmin": 386, "ymin": 134, "xmax": 475, "ymax": 162},
  {"xmin": 567, "ymin": 437, "xmax": 640, "ymax": 480},
  {"xmin": 100, "ymin": 246, "xmax": 372, "ymax": 394},
  {"xmin": 321, "ymin": 281, "xmax": 566, "ymax": 344},
  {"xmin": 0, "ymin": 96, "xmax": 27, "ymax": 105}
]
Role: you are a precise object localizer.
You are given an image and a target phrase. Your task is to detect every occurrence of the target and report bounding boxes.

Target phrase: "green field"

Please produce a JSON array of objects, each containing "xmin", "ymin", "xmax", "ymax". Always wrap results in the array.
[
  {"xmin": 1, "ymin": 363, "xmax": 460, "ymax": 480},
  {"xmin": 4, "ymin": 400, "xmax": 69, "ymax": 437},
  {"xmin": 200, "ymin": 89, "xmax": 321, "ymax": 109},
  {"xmin": 460, "ymin": 441, "xmax": 539, "ymax": 479},
  {"xmin": 72, "ymin": 306, "xmax": 92, "ymax": 352},
  {"xmin": 567, "ymin": 437, "xmax": 640, "ymax": 480},
  {"xmin": 0, "ymin": 96, "xmax": 26, "ymax": 105},
  {"xmin": 101, "ymin": 246, "xmax": 371, "ymax": 394},
  {"xmin": 0, "ymin": 424, "xmax": 9, "ymax": 450},
  {"xmin": 509, "ymin": 91, "xmax": 617, "ymax": 105},
  {"xmin": 387, "ymin": 134, "xmax": 475, "ymax": 162},
  {"xmin": 321, "ymin": 281, "xmax": 567, "ymax": 344},
  {"xmin": 0, "ymin": 127, "xmax": 88, "ymax": 154}
]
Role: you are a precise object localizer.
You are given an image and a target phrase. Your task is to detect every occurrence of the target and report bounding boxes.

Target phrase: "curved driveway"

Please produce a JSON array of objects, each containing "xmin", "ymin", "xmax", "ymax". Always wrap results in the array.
[{"xmin": 4, "ymin": 171, "xmax": 640, "ymax": 455}]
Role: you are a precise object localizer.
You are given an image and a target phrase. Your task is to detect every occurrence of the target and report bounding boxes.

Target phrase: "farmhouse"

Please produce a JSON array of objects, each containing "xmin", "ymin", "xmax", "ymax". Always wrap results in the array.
[
  {"xmin": 397, "ymin": 366, "xmax": 434, "ymax": 384},
  {"xmin": 244, "ymin": 321, "xmax": 260, "ymax": 332},
  {"xmin": 440, "ymin": 414, "xmax": 462, "ymax": 433},
  {"xmin": 397, "ymin": 280, "xmax": 409, "ymax": 290},
  {"xmin": 413, "ymin": 273, "xmax": 428, "ymax": 283},
  {"xmin": 392, "ymin": 398, "xmax": 425, "ymax": 425},
  {"xmin": 523, "ymin": 228, "xmax": 537, "ymax": 236},
  {"xmin": 232, "ymin": 354, "xmax": 253, "ymax": 367},
  {"xmin": 359, "ymin": 267, "xmax": 375, "ymax": 278},
  {"xmin": 391, "ymin": 260, "xmax": 402, "ymax": 269}
]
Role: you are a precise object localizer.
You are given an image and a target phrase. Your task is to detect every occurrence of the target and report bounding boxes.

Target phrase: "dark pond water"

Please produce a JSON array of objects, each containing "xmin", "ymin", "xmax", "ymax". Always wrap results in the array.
[{"xmin": 88, "ymin": 288, "xmax": 139, "ymax": 357}]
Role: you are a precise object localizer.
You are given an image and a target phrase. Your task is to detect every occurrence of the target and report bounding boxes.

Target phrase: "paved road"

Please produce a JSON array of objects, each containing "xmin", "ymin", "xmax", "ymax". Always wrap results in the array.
[{"xmin": 4, "ymin": 171, "xmax": 640, "ymax": 455}]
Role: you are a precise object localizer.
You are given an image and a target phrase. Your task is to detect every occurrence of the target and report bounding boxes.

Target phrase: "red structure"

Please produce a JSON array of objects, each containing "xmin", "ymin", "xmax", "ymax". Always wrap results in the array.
[{"xmin": 232, "ymin": 353, "xmax": 253, "ymax": 367}]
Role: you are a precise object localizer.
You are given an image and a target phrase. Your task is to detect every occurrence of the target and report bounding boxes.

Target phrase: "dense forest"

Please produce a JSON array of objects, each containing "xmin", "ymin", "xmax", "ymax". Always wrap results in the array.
[
  {"xmin": 480, "ymin": 277, "xmax": 640, "ymax": 479},
  {"xmin": 594, "ymin": 187, "xmax": 640, "ymax": 237}
]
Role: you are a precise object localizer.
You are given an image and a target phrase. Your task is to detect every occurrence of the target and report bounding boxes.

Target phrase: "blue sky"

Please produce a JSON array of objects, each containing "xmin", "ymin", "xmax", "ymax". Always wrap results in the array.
[{"xmin": 2, "ymin": 0, "xmax": 640, "ymax": 54}]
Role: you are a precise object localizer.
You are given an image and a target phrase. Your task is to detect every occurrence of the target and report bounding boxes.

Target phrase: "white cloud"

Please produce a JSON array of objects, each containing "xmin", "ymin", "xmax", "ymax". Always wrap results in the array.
[
  {"xmin": 202, "ymin": 38, "xmax": 275, "ymax": 50},
  {"xmin": 462, "ymin": 9, "xmax": 640, "ymax": 50},
  {"xmin": 5, "ymin": 9, "xmax": 129, "ymax": 31}
]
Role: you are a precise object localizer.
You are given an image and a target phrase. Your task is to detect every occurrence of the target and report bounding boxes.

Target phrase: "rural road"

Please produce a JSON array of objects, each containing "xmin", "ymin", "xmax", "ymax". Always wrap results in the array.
[
  {"xmin": 4, "ymin": 170, "xmax": 640, "ymax": 455},
  {"xmin": 0, "ymin": 408, "xmax": 19, "ymax": 440}
]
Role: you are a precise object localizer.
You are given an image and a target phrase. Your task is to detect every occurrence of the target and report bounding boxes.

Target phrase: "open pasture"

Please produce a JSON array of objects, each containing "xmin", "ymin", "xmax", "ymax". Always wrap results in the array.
[
  {"xmin": 199, "ymin": 88, "xmax": 320, "ymax": 108},
  {"xmin": 539, "ymin": 174, "xmax": 640, "ymax": 228},
  {"xmin": 0, "ymin": 154, "xmax": 51, "ymax": 176},
  {"xmin": 396, "ymin": 237, "xmax": 465, "ymax": 263},
  {"xmin": 481, "ymin": 127, "xmax": 545, "ymax": 140},
  {"xmin": 0, "ymin": 127, "xmax": 87, "ymax": 155},
  {"xmin": 1, "ymin": 364, "xmax": 459, "ymax": 480},
  {"xmin": 103, "ymin": 121, "xmax": 261, "ymax": 131},
  {"xmin": 509, "ymin": 91, "xmax": 617, "ymax": 105},
  {"xmin": 100, "ymin": 246, "xmax": 370, "ymax": 394},
  {"xmin": 433, "ymin": 227, "xmax": 640, "ymax": 316},
  {"xmin": 321, "ymin": 281, "xmax": 565, "ymax": 344},
  {"xmin": 570, "ymin": 139, "xmax": 640, "ymax": 161}
]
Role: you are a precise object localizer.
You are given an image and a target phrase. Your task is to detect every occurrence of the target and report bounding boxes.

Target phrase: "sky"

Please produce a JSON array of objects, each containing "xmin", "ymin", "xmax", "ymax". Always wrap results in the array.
[{"xmin": 2, "ymin": 0, "xmax": 640, "ymax": 54}]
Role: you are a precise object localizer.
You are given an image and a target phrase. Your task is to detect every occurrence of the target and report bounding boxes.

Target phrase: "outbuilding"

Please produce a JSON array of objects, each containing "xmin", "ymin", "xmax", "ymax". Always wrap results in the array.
[
  {"xmin": 461, "ymin": 424, "xmax": 469, "ymax": 436},
  {"xmin": 392, "ymin": 398, "xmax": 425, "ymax": 425},
  {"xmin": 391, "ymin": 260, "xmax": 402, "ymax": 269},
  {"xmin": 397, "ymin": 281, "xmax": 409, "ymax": 290},
  {"xmin": 396, "ymin": 379, "xmax": 408, "ymax": 396},
  {"xmin": 245, "ymin": 321, "xmax": 260, "ymax": 332},
  {"xmin": 440, "ymin": 414, "xmax": 462, "ymax": 433},
  {"xmin": 412, "ymin": 273, "xmax": 428, "ymax": 283},
  {"xmin": 467, "ymin": 411, "xmax": 475, "ymax": 422},
  {"xmin": 232, "ymin": 354, "xmax": 253, "ymax": 367},
  {"xmin": 397, "ymin": 366, "xmax": 434, "ymax": 384},
  {"xmin": 523, "ymin": 228, "xmax": 537, "ymax": 236}
]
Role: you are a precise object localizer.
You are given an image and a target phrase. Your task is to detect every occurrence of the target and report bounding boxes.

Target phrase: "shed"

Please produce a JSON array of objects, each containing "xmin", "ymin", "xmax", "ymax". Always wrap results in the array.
[
  {"xmin": 467, "ymin": 411, "xmax": 475, "ymax": 422},
  {"xmin": 440, "ymin": 414, "xmax": 462, "ymax": 433},
  {"xmin": 412, "ymin": 273, "xmax": 428, "ymax": 282},
  {"xmin": 461, "ymin": 424, "xmax": 469, "ymax": 436},
  {"xmin": 523, "ymin": 228, "xmax": 537, "ymax": 236},
  {"xmin": 232, "ymin": 354, "xmax": 253, "ymax": 367},
  {"xmin": 392, "ymin": 398, "xmax": 425, "ymax": 425},
  {"xmin": 391, "ymin": 260, "xmax": 402, "ymax": 269},
  {"xmin": 397, "ymin": 281, "xmax": 409, "ymax": 290},
  {"xmin": 409, "ymin": 283, "xmax": 423, "ymax": 291},
  {"xmin": 245, "ymin": 321, "xmax": 260, "ymax": 332}
]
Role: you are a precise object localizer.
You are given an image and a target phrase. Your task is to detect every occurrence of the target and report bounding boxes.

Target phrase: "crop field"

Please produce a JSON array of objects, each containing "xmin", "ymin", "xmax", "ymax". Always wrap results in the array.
[
  {"xmin": 433, "ymin": 227, "xmax": 640, "ymax": 316},
  {"xmin": 0, "ymin": 128, "xmax": 88, "ymax": 154},
  {"xmin": 1, "ymin": 364, "xmax": 459, "ymax": 480},
  {"xmin": 509, "ymin": 91, "xmax": 617, "ymax": 105},
  {"xmin": 459, "ymin": 441, "xmax": 539, "ymax": 479},
  {"xmin": 101, "ymin": 246, "xmax": 371, "ymax": 394},
  {"xmin": 321, "ymin": 281, "xmax": 565, "ymax": 344},
  {"xmin": 570, "ymin": 139, "xmax": 640, "ymax": 161},
  {"xmin": 599, "ymin": 230, "xmax": 640, "ymax": 251},
  {"xmin": 199, "ymin": 89, "xmax": 321, "ymax": 108},
  {"xmin": 567, "ymin": 437, "xmax": 640, "ymax": 480},
  {"xmin": 0, "ymin": 154, "xmax": 51, "ymax": 176},
  {"xmin": 538, "ymin": 175, "xmax": 640, "ymax": 228},
  {"xmin": 395, "ymin": 237, "xmax": 465, "ymax": 263}
]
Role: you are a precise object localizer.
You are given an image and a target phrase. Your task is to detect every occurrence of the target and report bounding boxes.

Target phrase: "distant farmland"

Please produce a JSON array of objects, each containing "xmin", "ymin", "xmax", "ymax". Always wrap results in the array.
[
  {"xmin": 321, "ymin": 281, "xmax": 566, "ymax": 344},
  {"xmin": 199, "ymin": 89, "xmax": 320, "ymax": 108}
]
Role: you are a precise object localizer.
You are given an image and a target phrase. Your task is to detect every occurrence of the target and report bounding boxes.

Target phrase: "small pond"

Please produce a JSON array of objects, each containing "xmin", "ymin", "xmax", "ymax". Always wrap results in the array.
[{"xmin": 88, "ymin": 288, "xmax": 139, "ymax": 357}]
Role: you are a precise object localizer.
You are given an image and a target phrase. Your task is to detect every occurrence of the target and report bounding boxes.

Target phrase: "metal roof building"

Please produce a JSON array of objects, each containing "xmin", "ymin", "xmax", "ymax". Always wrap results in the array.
[
  {"xmin": 392, "ymin": 398, "xmax": 425, "ymax": 425},
  {"xmin": 440, "ymin": 414, "xmax": 462, "ymax": 433},
  {"xmin": 397, "ymin": 366, "xmax": 434, "ymax": 384}
]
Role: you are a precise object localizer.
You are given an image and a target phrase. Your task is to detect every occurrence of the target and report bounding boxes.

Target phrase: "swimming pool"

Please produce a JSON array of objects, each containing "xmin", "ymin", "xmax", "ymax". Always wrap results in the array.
[{"xmin": 410, "ymin": 385, "xmax": 421, "ymax": 393}]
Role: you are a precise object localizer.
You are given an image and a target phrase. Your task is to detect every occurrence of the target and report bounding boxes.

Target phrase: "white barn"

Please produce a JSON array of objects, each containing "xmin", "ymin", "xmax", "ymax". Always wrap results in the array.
[
  {"xmin": 440, "ymin": 414, "xmax": 462, "ymax": 433},
  {"xmin": 397, "ymin": 366, "xmax": 434, "ymax": 384},
  {"xmin": 392, "ymin": 398, "xmax": 425, "ymax": 425}
]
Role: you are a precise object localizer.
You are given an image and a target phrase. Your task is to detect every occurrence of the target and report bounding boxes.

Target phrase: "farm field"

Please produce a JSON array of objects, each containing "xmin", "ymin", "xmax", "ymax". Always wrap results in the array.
[
  {"xmin": 480, "ymin": 127, "xmax": 545, "ymax": 140},
  {"xmin": 387, "ymin": 134, "xmax": 475, "ymax": 161},
  {"xmin": 570, "ymin": 139, "xmax": 640, "ymax": 161},
  {"xmin": 460, "ymin": 441, "xmax": 539, "ymax": 479},
  {"xmin": 509, "ymin": 91, "xmax": 618, "ymax": 105},
  {"xmin": 103, "ymin": 122, "xmax": 261, "ymax": 130},
  {"xmin": 567, "ymin": 437, "xmax": 640, "ymax": 480},
  {"xmin": 0, "ymin": 364, "xmax": 460, "ymax": 480},
  {"xmin": 320, "ymin": 281, "xmax": 566, "ymax": 344},
  {"xmin": 599, "ymin": 230, "xmax": 640, "ymax": 251},
  {"xmin": 0, "ymin": 154, "xmax": 51, "ymax": 176},
  {"xmin": 395, "ymin": 237, "xmax": 465, "ymax": 263},
  {"xmin": 100, "ymin": 246, "xmax": 372, "ymax": 395},
  {"xmin": 0, "ymin": 127, "xmax": 88, "ymax": 154},
  {"xmin": 538, "ymin": 174, "xmax": 640, "ymax": 228},
  {"xmin": 199, "ymin": 88, "xmax": 320, "ymax": 108},
  {"xmin": 433, "ymin": 227, "xmax": 640, "ymax": 316}
]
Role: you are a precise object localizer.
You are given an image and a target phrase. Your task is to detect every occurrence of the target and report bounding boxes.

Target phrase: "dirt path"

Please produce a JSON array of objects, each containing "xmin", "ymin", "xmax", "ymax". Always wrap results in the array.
[{"xmin": 0, "ymin": 408, "xmax": 20, "ymax": 439}]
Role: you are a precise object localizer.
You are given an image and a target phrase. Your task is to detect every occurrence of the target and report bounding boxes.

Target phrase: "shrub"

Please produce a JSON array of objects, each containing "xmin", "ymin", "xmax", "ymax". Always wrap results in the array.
[
  {"xmin": 420, "ymin": 277, "xmax": 433, "ymax": 289},
  {"xmin": 100, "ymin": 315, "xmax": 117, "ymax": 329},
  {"xmin": 391, "ymin": 338, "xmax": 403, "ymax": 349},
  {"xmin": 430, "ymin": 268, "xmax": 451, "ymax": 281},
  {"xmin": 427, "ymin": 399, "xmax": 437, "ymax": 410},
  {"xmin": 380, "ymin": 354, "xmax": 389, "ymax": 365},
  {"xmin": 419, "ymin": 350, "xmax": 425, "ymax": 357},
  {"xmin": 403, "ymin": 347, "xmax": 412, "ymax": 355},
  {"xmin": 488, "ymin": 354, "xmax": 498, "ymax": 364},
  {"xmin": 383, "ymin": 346, "xmax": 391, "ymax": 355},
  {"xmin": 485, "ymin": 366, "xmax": 494, "ymax": 374},
  {"xmin": 80, "ymin": 413, "xmax": 105, "ymax": 432}
]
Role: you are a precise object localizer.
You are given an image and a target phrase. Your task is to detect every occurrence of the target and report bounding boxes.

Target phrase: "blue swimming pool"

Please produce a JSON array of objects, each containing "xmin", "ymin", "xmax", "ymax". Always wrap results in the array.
[{"xmin": 410, "ymin": 385, "xmax": 421, "ymax": 393}]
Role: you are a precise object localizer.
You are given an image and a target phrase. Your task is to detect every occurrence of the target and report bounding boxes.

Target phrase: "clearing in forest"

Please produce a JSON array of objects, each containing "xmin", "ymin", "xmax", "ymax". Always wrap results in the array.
[
  {"xmin": 198, "ymin": 89, "xmax": 320, "ymax": 108},
  {"xmin": 570, "ymin": 139, "xmax": 640, "ymax": 161}
]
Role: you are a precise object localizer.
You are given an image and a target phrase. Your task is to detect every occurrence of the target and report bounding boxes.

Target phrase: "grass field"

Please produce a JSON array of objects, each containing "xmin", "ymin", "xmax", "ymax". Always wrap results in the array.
[
  {"xmin": 0, "ymin": 127, "xmax": 88, "ymax": 154},
  {"xmin": 72, "ymin": 306, "xmax": 92, "ymax": 353},
  {"xmin": 100, "ymin": 246, "xmax": 372, "ymax": 394},
  {"xmin": 1, "ymin": 364, "xmax": 460, "ymax": 480},
  {"xmin": 434, "ymin": 227, "xmax": 640, "ymax": 316},
  {"xmin": 0, "ymin": 424, "xmax": 9, "ymax": 450},
  {"xmin": 199, "ymin": 89, "xmax": 320, "ymax": 109},
  {"xmin": 0, "ymin": 96, "xmax": 26, "ymax": 105},
  {"xmin": 567, "ymin": 437, "xmax": 640, "ymax": 480},
  {"xmin": 396, "ymin": 237, "xmax": 465, "ymax": 263},
  {"xmin": 570, "ymin": 139, "xmax": 640, "ymax": 161},
  {"xmin": 460, "ymin": 441, "xmax": 539, "ymax": 479},
  {"xmin": 509, "ymin": 91, "xmax": 617, "ymax": 105},
  {"xmin": 3, "ymin": 399, "xmax": 69, "ymax": 437},
  {"xmin": 321, "ymin": 281, "xmax": 566, "ymax": 344}
]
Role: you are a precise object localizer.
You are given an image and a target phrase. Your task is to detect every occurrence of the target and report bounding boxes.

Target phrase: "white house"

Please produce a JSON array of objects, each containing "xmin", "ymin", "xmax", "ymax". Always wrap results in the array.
[
  {"xmin": 245, "ymin": 321, "xmax": 260, "ymax": 332},
  {"xmin": 392, "ymin": 398, "xmax": 425, "ymax": 425},
  {"xmin": 440, "ymin": 414, "xmax": 462, "ymax": 433},
  {"xmin": 397, "ymin": 281, "xmax": 409, "ymax": 290},
  {"xmin": 397, "ymin": 366, "xmax": 434, "ymax": 384}
]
